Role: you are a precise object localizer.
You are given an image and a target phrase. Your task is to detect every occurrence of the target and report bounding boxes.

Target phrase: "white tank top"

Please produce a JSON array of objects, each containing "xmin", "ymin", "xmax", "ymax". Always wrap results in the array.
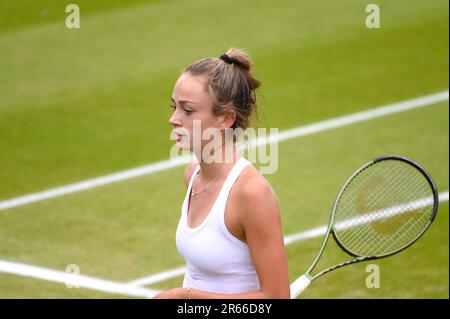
[{"xmin": 175, "ymin": 157, "xmax": 260, "ymax": 294}]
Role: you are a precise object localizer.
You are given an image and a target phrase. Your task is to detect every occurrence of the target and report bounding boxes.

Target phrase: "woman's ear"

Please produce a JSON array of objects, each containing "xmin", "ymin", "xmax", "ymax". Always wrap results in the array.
[{"xmin": 220, "ymin": 108, "xmax": 237, "ymax": 130}]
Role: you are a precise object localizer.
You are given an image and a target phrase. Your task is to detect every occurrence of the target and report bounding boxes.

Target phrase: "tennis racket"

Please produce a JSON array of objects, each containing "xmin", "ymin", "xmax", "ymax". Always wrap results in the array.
[{"xmin": 290, "ymin": 155, "xmax": 439, "ymax": 298}]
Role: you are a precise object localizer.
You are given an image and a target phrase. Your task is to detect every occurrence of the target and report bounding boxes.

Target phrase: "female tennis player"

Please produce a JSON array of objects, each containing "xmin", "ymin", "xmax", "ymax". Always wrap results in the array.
[{"xmin": 153, "ymin": 48, "xmax": 290, "ymax": 299}]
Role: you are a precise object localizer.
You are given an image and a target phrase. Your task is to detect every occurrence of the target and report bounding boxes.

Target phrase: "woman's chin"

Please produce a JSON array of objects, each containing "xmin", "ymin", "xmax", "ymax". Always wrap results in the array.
[{"xmin": 175, "ymin": 141, "xmax": 191, "ymax": 151}]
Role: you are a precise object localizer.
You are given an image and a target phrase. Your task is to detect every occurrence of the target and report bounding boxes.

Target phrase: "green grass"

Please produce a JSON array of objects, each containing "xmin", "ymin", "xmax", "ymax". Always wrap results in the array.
[
  {"xmin": 0, "ymin": 0, "xmax": 448, "ymax": 298},
  {"xmin": 0, "ymin": 0, "xmax": 447, "ymax": 198},
  {"xmin": 0, "ymin": 0, "xmax": 164, "ymax": 34},
  {"xmin": 0, "ymin": 272, "xmax": 130, "ymax": 298},
  {"xmin": 0, "ymin": 102, "xmax": 447, "ymax": 298}
]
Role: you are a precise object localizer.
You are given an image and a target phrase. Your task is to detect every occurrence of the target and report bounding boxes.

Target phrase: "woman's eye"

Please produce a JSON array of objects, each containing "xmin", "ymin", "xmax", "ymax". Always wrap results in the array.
[{"xmin": 170, "ymin": 105, "xmax": 193, "ymax": 115}]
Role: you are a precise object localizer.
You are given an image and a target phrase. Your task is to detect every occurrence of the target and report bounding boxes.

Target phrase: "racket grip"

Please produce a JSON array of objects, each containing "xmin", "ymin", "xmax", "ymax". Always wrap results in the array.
[{"xmin": 290, "ymin": 275, "xmax": 311, "ymax": 299}]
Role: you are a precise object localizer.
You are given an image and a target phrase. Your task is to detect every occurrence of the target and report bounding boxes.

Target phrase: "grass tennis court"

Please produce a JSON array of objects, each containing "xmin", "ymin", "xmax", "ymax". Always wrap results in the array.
[{"xmin": 0, "ymin": 0, "xmax": 448, "ymax": 298}]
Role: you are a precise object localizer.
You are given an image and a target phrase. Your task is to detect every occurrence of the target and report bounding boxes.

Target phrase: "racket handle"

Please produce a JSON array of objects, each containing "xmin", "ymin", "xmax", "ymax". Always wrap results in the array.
[{"xmin": 290, "ymin": 275, "xmax": 311, "ymax": 298}]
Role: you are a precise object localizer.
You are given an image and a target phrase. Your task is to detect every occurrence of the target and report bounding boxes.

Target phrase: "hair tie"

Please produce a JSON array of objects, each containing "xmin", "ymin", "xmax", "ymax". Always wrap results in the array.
[{"xmin": 219, "ymin": 54, "xmax": 233, "ymax": 65}]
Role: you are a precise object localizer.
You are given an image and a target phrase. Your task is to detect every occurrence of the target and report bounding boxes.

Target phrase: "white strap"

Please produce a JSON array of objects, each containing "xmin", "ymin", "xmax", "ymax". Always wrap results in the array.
[{"xmin": 221, "ymin": 158, "xmax": 249, "ymax": 191}]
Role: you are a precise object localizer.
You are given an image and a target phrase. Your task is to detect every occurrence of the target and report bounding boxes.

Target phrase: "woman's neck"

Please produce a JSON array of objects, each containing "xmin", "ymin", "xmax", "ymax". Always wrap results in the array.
[{"xmin": 195, "ymin": 142, "xmax": 240, "ymax": 180}]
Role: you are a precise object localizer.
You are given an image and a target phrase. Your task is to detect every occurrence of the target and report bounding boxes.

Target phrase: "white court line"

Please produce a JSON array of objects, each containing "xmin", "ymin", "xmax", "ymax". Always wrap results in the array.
[
  {"xmin": 1, "ymin": 192, "xmax": 447, "ymax": 294},
  {"xmin": 0, "ymin": 260, "xmax": 160, "ymax": 298},
  {"xmin": 128, "ymin": 191, "xmax": 449, "ymax": 287},
  {"xmin": 0, "ymin": 90, "xmax": 448, "ymax": 211},
  {"xmin": 127, "ymin": 266, "xmax": 187, "ymax": 287}
]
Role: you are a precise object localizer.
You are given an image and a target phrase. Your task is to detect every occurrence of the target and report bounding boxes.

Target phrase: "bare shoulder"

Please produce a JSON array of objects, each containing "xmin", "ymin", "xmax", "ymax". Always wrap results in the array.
[
  {"xmin": 233, "ymin": 164, "xmax": 280, "ymax": 219},
  {"xmin": 236, "ymin": 164, "xmax": 278, "ymax": 200},
  {"xmin": 183, "ymin": 161, "xmax": 198, "ymax": 188}
]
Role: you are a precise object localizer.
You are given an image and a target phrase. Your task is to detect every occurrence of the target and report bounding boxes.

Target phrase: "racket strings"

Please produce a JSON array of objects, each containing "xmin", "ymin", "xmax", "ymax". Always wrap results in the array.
[
  {"xmin": 336, "ymin": 162, "xmax": 406, "ymax": 220},
  {"xmin": 339, "ymin": 162, "xmax": 424, "ymax": 224},
  {"xmin": 354, "ymin": 172, "xmax": 429, "ymax": 233},
  {"xmin": 354, "ymin": 202, "xmax": 428, "ymax": 256},
  {"xmin": 346, "ymin": 183, "xmax": 431, "ymax": 254},
  {"xmin": 333, "ymin": 159, "xmax": 434, "ymax": 256},
  {"xmin": 339, "ymin": 161, "xmax": 409, "ymax": 214},
  {"xmin": 343, "ymin": 192, "xmax": 432, "ymax": 255},
  {"xmin": 377, "ymin": 213, "xmax": 429, "ymax": 253},
  {"xmin": 335, "ymin": 163, "xmax": 408, "ymax": 241},
  {"xmin": 339, "ymin": 203, "xmax": 425, "ymax": 255},
  {"xmin": 341, "ymin": 175, "xmax": 431, "ymax": 254}
]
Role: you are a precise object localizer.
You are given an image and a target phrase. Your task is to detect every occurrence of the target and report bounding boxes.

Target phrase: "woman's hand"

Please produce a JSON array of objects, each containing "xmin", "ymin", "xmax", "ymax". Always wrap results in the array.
[{"xmin": 152, "ymin": 287, "xmax": 186, "ymax": 299}]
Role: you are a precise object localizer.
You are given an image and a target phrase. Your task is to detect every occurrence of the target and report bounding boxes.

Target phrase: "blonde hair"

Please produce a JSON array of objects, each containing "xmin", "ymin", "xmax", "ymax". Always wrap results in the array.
[{"xmin": 184, "ymin": 48, "xmax": 261, "ymax": 130}]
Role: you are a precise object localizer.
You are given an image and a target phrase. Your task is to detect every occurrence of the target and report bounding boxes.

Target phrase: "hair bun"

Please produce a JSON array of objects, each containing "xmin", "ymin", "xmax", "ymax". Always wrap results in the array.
[{"xmin": 225, "ymin": 48, "xmax": 261, "ymax": 90}]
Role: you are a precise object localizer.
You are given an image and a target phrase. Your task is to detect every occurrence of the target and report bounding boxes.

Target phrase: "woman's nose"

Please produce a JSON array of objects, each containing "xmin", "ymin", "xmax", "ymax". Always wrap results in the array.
[{"xmin": 169, "ymin": 110, "xmax": 181, "ymax": 126}]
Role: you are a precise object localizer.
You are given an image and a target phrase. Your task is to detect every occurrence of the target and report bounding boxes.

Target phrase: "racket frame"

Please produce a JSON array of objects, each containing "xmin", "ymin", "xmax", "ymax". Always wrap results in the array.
[{"xmin": 300, "ymin": 155, "xmax": 439, "ymax": 283}]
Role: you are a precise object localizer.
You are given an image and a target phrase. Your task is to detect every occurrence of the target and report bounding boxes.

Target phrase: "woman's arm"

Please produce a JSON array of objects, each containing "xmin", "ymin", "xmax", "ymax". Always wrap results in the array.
[
  {"xmin": 239, "ymin": 176, "xmax": 290, "ymax": 298},
  {"xmin": 154, "ymin": 175, "xmax": 290, "ymax": 299}
]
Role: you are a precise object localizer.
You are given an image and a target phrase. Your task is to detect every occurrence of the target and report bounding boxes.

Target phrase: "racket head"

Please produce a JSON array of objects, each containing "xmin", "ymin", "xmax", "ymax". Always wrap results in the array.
[{"xmin": 330, "ymin": 155, "xmax": 438, "ymax": 259}]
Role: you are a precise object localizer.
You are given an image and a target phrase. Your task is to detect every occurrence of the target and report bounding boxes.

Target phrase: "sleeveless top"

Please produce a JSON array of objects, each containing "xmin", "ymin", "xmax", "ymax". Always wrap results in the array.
[{"xmin": 175, "ymin": 157, "xmax": 260, "ymax": 294}]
